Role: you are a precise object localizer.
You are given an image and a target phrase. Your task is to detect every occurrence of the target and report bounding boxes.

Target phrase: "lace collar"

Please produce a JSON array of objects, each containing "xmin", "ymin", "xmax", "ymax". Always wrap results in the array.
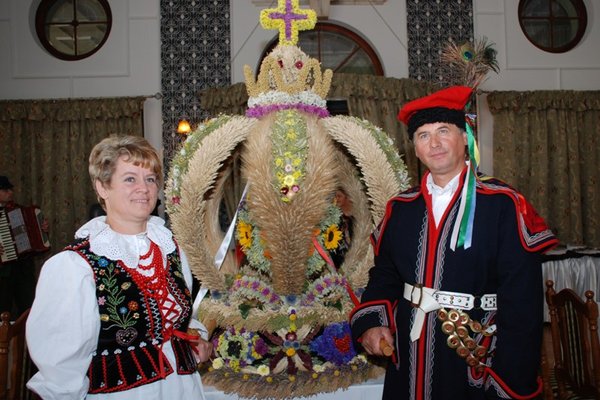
[{"xmin": 75, "ymin": 216, "xmax": 176, "ymax": 268}]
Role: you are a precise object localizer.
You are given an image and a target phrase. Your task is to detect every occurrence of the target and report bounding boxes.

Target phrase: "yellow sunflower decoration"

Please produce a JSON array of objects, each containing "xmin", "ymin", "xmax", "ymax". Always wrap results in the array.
[
  {"xmin": 323, "ymin": 224, "xmax": 343, "ymax": 250},
  {"xmin": 237, "ymin": 220, "xmax": 253, "ymax": 250}
]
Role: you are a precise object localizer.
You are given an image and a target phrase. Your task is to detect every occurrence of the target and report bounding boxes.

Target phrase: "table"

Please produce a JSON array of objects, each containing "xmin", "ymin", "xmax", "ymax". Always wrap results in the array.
[
  {"xmin": 203, "ymin": 376, "xmax": 384, "ymax": 400},
  {"xmin": 542, "ymin": 247, "xmax": 600, "ymax": 321}
]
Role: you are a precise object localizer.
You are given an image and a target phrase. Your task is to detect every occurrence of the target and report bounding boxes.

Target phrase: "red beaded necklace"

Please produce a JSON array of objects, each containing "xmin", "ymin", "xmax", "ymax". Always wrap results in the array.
[
  {"xmin": 125, "ymin": 240, "xmax": 168, "ymax": 296},
  {"xmin": 138, "ymin": 240, "xmax": 160, "ymax": 271}
]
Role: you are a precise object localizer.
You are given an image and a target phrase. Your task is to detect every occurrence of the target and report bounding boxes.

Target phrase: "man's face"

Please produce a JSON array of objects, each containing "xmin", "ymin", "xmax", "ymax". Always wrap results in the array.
[
  {"xmin": 0, "ymin": 188, "xmax": 14, "ymax": 204},
  {"xmin": 413, "ymin": 122, "xmax": 467, "ymax": 184}
]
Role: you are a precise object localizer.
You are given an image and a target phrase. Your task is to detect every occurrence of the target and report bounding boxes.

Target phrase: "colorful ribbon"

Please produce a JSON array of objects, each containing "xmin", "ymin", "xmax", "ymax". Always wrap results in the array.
[{"xmin": 450, "ymin": 121, "xmax": 480, "ymax": 250}]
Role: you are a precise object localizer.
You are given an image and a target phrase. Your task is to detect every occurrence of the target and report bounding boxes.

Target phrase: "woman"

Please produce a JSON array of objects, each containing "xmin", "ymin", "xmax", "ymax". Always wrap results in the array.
[
  {"xmin": 26, "ymin": 135, "xmax": 212, "ymax": 399},
  {"xmin": 331, "ymin": 188, "xmax": 354, "ymax": 267}
]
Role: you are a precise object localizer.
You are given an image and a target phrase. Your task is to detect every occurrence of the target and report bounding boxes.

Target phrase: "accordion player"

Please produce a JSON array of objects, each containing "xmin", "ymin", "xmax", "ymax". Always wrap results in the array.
[{"xmin": 1, "ymin": 205, "xmax": 50, "ymax": 264}]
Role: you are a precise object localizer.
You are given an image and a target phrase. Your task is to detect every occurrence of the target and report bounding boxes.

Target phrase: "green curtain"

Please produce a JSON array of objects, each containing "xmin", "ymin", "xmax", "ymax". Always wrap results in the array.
[
  {"xmin": 199, "ymin": 73, "xmax": 436, "ymax": 184},
  {"xmin": 487, "ymin": 91, "xmax": 600, "ymax": 248},
  {"xmin": 0, "ymin": 97, "xmax": 146, "ymax": 256}
]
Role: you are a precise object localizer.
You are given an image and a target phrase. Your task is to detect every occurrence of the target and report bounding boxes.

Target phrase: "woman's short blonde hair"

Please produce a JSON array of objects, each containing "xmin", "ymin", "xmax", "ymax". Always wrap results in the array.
[{"xmin": 89, "ymin": 135, "xmax": 163, "ymax": 207}]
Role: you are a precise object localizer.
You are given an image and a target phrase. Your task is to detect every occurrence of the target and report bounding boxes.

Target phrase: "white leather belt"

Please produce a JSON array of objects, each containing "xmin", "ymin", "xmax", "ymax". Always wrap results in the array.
[
  {"xmin": 433, "ymin": 291, "xmax": 497, "ymax": 311},
  {"xmin": 403, "ymin": 283, "xmax": 497, "ymax": 342}
]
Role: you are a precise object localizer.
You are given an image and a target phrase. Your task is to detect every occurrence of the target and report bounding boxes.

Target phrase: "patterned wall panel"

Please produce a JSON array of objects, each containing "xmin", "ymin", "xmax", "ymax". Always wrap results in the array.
[
  {"xmin": 406, "ymin": 0, "xmax": 474, "ymax": 85},
  {"xmin": 160, "ymin": 0, "xmax": 231, "ymax": 164}
]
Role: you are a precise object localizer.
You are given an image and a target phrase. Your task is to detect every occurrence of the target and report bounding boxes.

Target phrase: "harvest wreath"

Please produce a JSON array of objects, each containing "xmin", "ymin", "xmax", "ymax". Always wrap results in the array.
[{"xmin": 165, "ymin": 0, "xmax": 409, "ymax": 397}]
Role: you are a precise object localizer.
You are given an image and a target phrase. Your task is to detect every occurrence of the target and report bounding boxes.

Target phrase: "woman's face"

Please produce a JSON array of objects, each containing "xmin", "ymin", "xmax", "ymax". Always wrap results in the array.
[
  {"xmin": 335, "ymin": 190, "xmax": 352, "ymax": 214},
  {"xmin": 335, "ymin": 190, "xmax": 347, "ymax": 206},
  {"xmin": 95, "ymin": 156, "xmax": 159, "ymax": 233}
]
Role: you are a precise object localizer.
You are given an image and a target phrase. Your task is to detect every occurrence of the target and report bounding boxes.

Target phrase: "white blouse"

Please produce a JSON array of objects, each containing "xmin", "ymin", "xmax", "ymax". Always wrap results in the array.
[{"xmin": 26, "ymin": 216, "xmax": 206, "ymax": 400}]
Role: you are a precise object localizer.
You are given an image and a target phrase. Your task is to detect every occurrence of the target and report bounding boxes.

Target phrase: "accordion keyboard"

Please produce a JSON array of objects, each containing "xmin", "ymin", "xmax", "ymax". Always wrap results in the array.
[{"xmin": 0, "ymin": 209, "xmax": 18, "ymax": 263}]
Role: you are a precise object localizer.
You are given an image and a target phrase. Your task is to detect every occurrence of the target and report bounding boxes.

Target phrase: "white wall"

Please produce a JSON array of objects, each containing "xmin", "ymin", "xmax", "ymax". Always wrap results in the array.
[
  {"xmin": 1, "ymin": 0, "xmax": 599, "ymax": 175},
  {"xmin": 0, "ymin": 0, "xmax": 163, "ymax": 154}
]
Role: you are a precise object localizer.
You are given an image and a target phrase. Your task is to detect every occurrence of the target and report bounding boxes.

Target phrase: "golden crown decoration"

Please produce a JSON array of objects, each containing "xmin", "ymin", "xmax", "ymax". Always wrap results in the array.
[{"xmin": 244, "ymin": 0, "xmax": 333, "ymax": 118}]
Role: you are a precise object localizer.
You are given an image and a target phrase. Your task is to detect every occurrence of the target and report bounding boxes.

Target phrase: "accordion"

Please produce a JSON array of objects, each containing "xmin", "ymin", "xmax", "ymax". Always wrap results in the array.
[{"xmin": 0, "ymin": 206, "xmax": 50, "ymax": 264}]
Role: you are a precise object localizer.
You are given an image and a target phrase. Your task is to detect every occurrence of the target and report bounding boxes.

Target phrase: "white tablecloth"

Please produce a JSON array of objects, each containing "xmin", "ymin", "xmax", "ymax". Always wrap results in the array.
[
  {"xmin": 542, "ymin": 249, "xmax": 600, "ymax": 321},
  {"xmin": 203, "ymin": 376, "xmax": 384, "ymax": 400}
]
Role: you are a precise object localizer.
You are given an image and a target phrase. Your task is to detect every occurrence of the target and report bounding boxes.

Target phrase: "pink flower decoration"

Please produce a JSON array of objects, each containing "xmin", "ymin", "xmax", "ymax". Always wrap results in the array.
[{"xmin": 246, "ymin": 103, "xmax": 329, "ymax": 119}]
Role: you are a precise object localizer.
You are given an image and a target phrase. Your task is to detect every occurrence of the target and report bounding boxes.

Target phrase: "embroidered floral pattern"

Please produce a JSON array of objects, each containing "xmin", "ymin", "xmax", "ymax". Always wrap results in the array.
[
  {"xmin": 71, "ymin": 241, "xmax": 197, "ymax": 393},
  {"xmin": 95, "ymin": 258, "xmax": 139, "ymax": 330}
]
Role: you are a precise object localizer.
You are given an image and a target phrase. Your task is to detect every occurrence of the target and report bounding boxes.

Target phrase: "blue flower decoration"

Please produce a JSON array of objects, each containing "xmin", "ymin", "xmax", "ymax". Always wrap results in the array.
[
  {"xmin": 98, "ymin": 258, "xmax": 109, "ymax": 267},
  {"xmin": 119, "ymin": 306, "xmax": 128, "ymax": 314},
  {"xmin": 309, "ymin": 322, "xmax": 356, "ymax": 365}
]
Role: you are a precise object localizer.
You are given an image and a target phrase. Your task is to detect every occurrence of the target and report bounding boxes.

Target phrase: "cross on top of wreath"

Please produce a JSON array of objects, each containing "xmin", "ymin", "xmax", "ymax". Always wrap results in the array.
[{"xmin": 260, "ymin": 0, "xmax": 317, "ymax": 46}]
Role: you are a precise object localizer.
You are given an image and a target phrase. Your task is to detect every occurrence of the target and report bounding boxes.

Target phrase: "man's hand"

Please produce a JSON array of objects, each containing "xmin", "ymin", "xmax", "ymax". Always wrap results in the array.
[
  {"xmin": 41, "ymin": 218, "xmax": 49, "ymax": 233},
  {"xmin": 360, "ymin": 326, "xmax": 395, "ymax": 357}
]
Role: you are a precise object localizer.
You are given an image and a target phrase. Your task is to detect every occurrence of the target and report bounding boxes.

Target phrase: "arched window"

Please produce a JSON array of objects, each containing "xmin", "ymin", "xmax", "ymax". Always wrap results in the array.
[{"xmin": 261, "ymin": 22, "xmax": 383, "ymax": 75}]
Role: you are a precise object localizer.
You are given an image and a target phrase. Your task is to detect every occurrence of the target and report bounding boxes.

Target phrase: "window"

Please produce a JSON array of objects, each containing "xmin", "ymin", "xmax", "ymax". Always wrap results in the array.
[
  {"xmin": 35, "ymin": 0, "xmax": 112, "ymax": 61},
  {"xmin": 518, "ymin": 0, "xmax": 587, "ymax": 53},
  {"xmin": 261, "ymin": 22, "xmax": 383, "ymax": 75}
]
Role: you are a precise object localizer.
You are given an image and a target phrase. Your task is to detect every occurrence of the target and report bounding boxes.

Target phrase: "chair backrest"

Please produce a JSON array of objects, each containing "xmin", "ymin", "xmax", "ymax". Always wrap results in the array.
[
  {"xmin": 545, "ymin": 280, "xmax": 600, "ymax": 400},
  {"xmin": 0, "ymin": 309, "xmax": 30, "ymax": 400}
]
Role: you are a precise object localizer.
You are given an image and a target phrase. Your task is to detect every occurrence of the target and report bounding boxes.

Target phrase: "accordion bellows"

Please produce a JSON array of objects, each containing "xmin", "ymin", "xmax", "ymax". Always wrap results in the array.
[{"xmin": 1, "ymin": 206, "xmax": 50, "ymax": 263}]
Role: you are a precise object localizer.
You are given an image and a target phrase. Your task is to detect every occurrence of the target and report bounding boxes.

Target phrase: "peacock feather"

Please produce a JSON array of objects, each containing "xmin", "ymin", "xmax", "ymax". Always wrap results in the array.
[{"xmin": 441, "ymin": 37, "xmax": 499, "ymax": 89}]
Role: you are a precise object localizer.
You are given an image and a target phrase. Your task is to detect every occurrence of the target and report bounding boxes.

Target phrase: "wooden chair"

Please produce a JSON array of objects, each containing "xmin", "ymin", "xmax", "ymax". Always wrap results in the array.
[
  {"xmin": 545, "ymin": 280, "xmax": 600, "ymax": 400},
  {"xmin": 0, "ymin": 309, "xmax": 30, "ymax": 400},
  {"xmin": 540, "ymin": 331, "xmax": 555, "ymax": 400}
]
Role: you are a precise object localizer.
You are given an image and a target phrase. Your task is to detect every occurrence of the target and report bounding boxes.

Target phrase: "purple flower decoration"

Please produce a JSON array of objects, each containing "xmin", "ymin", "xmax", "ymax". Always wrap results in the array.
[
  {"xmin": 246, "ymin": 103, "xmax": 329, "ymax": 119},
  {"xmin": 309, "ymin": 322, "xmax": 356, "ymax": 365}
]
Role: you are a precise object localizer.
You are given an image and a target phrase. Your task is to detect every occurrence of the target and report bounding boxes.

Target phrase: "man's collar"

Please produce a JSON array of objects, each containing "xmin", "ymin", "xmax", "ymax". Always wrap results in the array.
[{"xmin": 426, "ymin": 171, "xmax": 461, "ymax": 196}]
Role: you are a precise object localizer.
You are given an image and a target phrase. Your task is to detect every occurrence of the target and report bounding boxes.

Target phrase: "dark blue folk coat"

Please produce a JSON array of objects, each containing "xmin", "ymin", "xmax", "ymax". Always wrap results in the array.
[{"xmin": 350, "ymin": 167, "xmax": 557, "ymax": 400}]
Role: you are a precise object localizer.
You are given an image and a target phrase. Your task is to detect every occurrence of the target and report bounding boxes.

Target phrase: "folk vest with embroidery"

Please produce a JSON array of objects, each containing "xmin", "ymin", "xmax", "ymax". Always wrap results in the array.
[{"xmin": 68, "ymin": 240, "xmax": 197, "ymax": 394}]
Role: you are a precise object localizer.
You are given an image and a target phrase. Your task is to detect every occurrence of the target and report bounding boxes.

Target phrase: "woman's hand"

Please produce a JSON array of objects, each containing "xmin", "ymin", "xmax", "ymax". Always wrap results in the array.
[{"xmin": 189, "ymin": 334, "xmax": 213, "ymax": 364}]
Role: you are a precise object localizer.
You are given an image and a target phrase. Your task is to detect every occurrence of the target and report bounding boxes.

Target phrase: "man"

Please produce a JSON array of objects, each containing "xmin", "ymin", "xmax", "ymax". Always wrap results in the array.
[
  {"xmin": 349, "ymin": 86, "xmax": 558, "ymax": 400},
  {"xmin": 0, "ymin": 176, "xmax": 47, "ymax": 316}
]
